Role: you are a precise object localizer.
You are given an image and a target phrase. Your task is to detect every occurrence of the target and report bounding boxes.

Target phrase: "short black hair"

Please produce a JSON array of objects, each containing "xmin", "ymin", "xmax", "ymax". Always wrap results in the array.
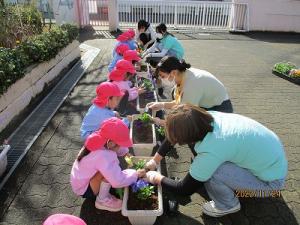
[{"xmin": 138, "ymin": 20, "xmax": 150, "ymax": 30}]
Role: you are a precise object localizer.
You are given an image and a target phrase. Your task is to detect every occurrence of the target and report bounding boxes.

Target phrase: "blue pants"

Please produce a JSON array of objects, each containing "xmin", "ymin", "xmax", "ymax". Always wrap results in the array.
[{"xmin": 205, "ymin": 162, "xmax": 285, "ymax": 210}]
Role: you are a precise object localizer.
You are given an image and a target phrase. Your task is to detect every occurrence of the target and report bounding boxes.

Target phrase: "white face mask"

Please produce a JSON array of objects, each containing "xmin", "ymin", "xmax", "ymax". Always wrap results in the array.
[
  {"xmin": 156, "ymin": 33, "xmax": 163, "ymax": 39},
  {"xmin": 161, "ymin": 75, "xmax": 176, "ymax": 87}
]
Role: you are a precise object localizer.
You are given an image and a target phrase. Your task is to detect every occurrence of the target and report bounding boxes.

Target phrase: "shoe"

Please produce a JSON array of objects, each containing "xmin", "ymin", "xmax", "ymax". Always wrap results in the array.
[
  {"xmin": 202, "ymin": 201, "xmax": 240, "ymax": 217},
  {"xmin": 95, "ymin": 194, "xmax": 122, "ymax": 212}
]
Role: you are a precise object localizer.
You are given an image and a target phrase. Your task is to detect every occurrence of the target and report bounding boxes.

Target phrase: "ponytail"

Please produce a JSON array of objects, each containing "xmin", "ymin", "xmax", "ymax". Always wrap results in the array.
[
  {"xmin": 77, "ymin": 147, "xmax": 90, "ymax": 162},
  {"xmin": 156, "ymin": 56, "xmax": 191, "ymax": 74}
]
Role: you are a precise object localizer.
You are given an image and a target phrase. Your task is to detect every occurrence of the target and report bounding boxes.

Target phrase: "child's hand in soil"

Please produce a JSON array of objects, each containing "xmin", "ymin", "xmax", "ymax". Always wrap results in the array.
[
  {"xmin": 137, "ymin": 169, "xmax": 147, "ymax": 178},
  {"xmin": 152, "ymin": 117, "xmax": 166, "ymax": 127},
  {"xmin": 138, "ymin": 87, "xmax": 146, "ymax": 95}
]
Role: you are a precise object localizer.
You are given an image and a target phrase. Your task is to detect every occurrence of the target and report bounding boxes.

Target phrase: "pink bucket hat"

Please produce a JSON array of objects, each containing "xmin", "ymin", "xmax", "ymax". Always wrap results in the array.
[
  {"xmin": 43, "ymin": 214, "xmax": 86, "ymax": 225},
  {"xmin": 123, "ymin": 50, "xmax": 141, "ymax": 62},
  {"xmin": 109, "ymin": 69, "xmax": 126, "ymax": 81},
  {"xmin": 115, "ymin": 44, "xmax": 130, "ymax": 55},
  {"xmin": 117, "ymin": 33, "xmax": 131, "ymax": 42},
  {"xmin": 125, "ymin": 29, "xmax": 135, "ymax": 39},
  {"xmin": 93, "ymin": 82, "xmax": 124, "ymax": 108},
  {"xmin": 85, "ymin": 117, "xmax": 133, "ymax": 151},
  {"xmin": 116, "ymin": 59, "xmax": 136, "ymax": 74}
]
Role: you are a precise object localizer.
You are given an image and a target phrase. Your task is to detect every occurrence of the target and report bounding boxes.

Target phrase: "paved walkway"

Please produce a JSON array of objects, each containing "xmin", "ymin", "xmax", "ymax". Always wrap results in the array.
[{"xmin": 0, "ymin": 32, "xmax": 299, "ymax": 225}]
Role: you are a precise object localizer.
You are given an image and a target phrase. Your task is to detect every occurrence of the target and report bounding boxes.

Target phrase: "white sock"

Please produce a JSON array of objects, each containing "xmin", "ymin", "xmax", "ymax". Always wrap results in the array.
[{"xmin": 97, "ymin": 182, "xmax": 111, "ymax": 201}]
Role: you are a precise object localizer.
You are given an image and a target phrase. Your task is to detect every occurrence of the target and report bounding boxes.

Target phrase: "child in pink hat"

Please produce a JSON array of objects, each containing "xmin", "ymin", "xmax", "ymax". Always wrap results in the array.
[
  {"xmin": 113, "ymin": 30, "xmax": 137, "ymax": 57},
  {"xmin": 123, "ymin": 49, "xmax": 142, "ymax": 72},
  {"xmin": 71, "ymin": 118, "xmax": 145, "ymax": 212},
  {"xmin": 43, "ymin": 214, "xmax": 86, "ymax": 225},
  {"xmin": 108, "ymin": 43, "xmax": 130, "ymax": 72},
  {"xmin": 109, "ymin": 68, "xmax": 144, "ymax": 101},
  {"xmin": 80, "ymin": 82, "xmax": 128, "ymax": 140}
]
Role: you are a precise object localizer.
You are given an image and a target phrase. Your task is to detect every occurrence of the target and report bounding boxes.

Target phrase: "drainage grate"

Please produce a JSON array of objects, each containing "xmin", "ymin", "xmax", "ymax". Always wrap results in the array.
[{"xmin": 0, "ymin": 44, "xmax": 100, "ymax": 190}]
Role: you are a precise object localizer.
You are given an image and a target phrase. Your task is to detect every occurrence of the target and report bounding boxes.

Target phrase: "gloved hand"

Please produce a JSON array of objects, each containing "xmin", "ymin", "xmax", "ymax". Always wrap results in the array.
[
  {"xmin": 146, "ymin": 102, "xmax": 165, "ymax": 111},
  {"xmin": 145, "ymin": 171, "xmax": 162, "ymax": 184},
  {"xmin": 152, "ymin": 117, "xmax": 166, "ymax": 126},
  {"xmin": 145, "ymin": 159, "xmax": 157, "ymax": 171}
]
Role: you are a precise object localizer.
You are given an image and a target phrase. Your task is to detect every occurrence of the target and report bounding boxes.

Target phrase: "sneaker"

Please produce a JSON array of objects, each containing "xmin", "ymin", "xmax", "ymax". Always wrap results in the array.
[
  {"xmin": 95, "ymin": 194, "xmax": 122, "ymax": 212},
  {"xmin": 202, "ymin": 201, "xmax": 241, "ymax": 217}
]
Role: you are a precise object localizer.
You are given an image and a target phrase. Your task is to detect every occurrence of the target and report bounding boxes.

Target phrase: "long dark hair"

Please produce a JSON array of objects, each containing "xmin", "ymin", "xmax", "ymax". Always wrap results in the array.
[
  {"xmin": 166, "ymin": 104, "xmax": 214, "ymax": 145},
  {"xmin": 156, "ymin": 23, "xmax": 174, "ymax": 37},
  {"xmin": 156, "ymin": 56, "xmax": 191, "ymax": 74}
]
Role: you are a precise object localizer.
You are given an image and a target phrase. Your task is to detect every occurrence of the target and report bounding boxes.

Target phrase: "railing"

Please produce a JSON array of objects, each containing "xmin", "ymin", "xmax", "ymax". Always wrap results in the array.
[
  {"xmin": 117, "ymin": 0, "xmax": 249, "ymax": 31},
  {"xmin": 77, "ymin": 0, "xmax": 109, "ymax": 27}
]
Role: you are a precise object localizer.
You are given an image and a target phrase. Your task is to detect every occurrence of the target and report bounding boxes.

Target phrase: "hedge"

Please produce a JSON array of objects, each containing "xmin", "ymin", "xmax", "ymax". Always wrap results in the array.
[{"xmin": 0, "ymin": 24, "xmax": 79, "ymax": 95}]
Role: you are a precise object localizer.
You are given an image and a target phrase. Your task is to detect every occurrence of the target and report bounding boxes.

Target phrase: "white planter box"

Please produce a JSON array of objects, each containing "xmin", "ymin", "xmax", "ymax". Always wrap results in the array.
[
  {"xmin": 0, "ymin": 145, "xmax": 11, "ymax": 177},
  {"xmin": 0, "ymin": 40, "xmax": 80, "ymax": 132},
  {"xmin": 137, "ymin": 90, "xmax": 158, "ymax": 113},
  {"xmin": 122, "ymin": 156, "xmax": 163, "ymax": 225},
  {"xmin": 130, "ymin": 115, "xmax": 157, "ymax": 156}
]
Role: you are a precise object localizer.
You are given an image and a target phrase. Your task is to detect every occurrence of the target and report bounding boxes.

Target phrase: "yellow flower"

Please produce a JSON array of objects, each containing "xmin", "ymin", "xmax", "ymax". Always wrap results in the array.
[{"xmin": 16, "ymin": 40, "xmax": 20, "ymax": 44}]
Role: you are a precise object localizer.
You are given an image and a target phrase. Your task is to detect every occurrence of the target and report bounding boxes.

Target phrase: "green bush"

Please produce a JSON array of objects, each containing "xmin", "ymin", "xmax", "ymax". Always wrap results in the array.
[
  {"xmin": 0, "ymin": 4, "xmax": 43, "ymax": 48},
  {"xmin": 0, "ymin": 24, "xmax": 79, "ymax": 95}
]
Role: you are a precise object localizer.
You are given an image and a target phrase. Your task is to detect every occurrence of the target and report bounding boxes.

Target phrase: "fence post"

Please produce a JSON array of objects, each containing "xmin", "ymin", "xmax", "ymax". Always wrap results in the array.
[
  {"xmin": 174, "ymin": 3, "xmax": 178, "ymax": 28},
  {"xmin": 108, "ymin": 0, "xmax": 119, "ymax": 31}
]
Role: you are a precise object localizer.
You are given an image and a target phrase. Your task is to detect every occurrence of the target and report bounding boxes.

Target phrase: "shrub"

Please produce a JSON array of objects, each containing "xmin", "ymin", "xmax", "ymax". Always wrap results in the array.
[
  {"xmin": 0, "ymin": 24, "xmax": 79, "ymax": 95},
  {"xmin": 0, "ymin": 4, "xmax": 43, "ymax": 48}
]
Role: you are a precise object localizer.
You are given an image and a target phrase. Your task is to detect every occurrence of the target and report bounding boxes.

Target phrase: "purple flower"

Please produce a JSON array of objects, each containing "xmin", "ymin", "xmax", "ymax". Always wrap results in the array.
[{"xmin": 131, "ymin": 179, "xmax": 149, "ymax": 192}]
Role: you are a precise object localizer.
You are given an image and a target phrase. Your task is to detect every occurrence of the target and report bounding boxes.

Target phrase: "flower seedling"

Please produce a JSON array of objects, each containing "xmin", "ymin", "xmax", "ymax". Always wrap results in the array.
[
  {"xmin": 273, "ymin": 62, "xmax": 296, "ymax": 75},
  {"xmin": 142, "ymin": 79, "xmax": 153, "ymax": 91},
  {"xmin": 131, "ymin": 179, "xmax": 155, "ymax": 200},
  {"xmin": 125, "ymin": 155, "xmax": 134, "ymax": 167},
  {"xmin": 138, "ymin": 113, "xmax": 152, "ymax": 124},
  {"xmin": 156, "ymin": 126, "xmax": 165, "ymax": 136},
  {"xmin": 132, "ymin": 159, "xmax": 146, "ymax": 170}
]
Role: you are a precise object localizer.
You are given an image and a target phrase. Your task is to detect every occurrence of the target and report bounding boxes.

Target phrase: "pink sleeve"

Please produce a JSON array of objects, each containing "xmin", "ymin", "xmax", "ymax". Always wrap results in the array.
[
  {"xmin": 98, "ymin": 152, "xmax": 138, "ymax": 188},
  {"xmin": 116, "ymin": 147, "xmax": 129, "ymax": 156},
  {"xmin": 128, "ymin": 87, "xmax": 139, "ymax": 101}
]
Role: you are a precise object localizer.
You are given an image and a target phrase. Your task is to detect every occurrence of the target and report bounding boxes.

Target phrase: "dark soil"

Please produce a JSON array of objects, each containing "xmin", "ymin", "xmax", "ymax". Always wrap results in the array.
[
  {"xmin": 139, "ymin": 91, "xmax": 155, "ymax": 108},
  {"xmin": 140, "ymin": 65, "xmax": 147, "ymax": 72},
  {"xmin": 132, "ymin": 120, "xmax": 153, "ymax": 144},
  {"xmin": 127, "ymin": 188, "xmax": 158, "ymax": 210}
]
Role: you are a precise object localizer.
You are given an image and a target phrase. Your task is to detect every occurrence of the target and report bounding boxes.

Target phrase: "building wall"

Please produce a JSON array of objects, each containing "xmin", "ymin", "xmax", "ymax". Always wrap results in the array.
[{"xmin": 234, "ymin": 0, "xmax": 300, "ymax": 32}]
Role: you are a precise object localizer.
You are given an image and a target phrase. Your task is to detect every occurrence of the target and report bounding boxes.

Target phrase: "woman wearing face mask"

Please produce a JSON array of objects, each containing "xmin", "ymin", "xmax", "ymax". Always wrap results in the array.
[
  {"xmin": 146, "ymin": 56, "xmax": 233, "ymax": 160},
  {"xmin": 135, "ymin": 20, "xmax": 156, "ymax": 49},
  {"xmin": 141, "ymin": 23, "xmax": 184, "ymax": 63}
]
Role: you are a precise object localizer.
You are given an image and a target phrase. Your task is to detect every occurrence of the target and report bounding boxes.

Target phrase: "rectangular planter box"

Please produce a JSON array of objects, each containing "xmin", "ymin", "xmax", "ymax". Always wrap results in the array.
[
  {"xmin": 0, "ymin": 145, "xmax": 11, "ymax": 177},
  {"xmin": 272, "ymin": 70, "xmax": 300, "ymax": 85},
  {"xmin": 137, "ymin": 90, "xmax": 158, "ymax": 113},
  {"xmin": 130, "ymin": 115, "xmax": 157, "ymax": 156},
  {"xmin": 122, "ymin": 156, "xmax": 163, "ymax": 225}
]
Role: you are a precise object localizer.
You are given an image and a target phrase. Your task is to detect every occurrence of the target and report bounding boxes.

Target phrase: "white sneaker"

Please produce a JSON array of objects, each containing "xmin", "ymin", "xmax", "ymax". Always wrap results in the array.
[
  {"xmin": 202, "ymin": 201, "xmax": 241, "ymax": 217},
  {"xmin": 95, "ymin": 194, "xmax": 122, "ymax": 212}
]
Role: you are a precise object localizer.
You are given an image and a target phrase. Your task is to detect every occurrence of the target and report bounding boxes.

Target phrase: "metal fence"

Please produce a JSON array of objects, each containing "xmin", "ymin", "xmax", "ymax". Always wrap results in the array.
[
  {"xmin": 77, "ymin": 0, "xmax": 109, "ymax": 27},
  {"xmin": 117, "ymin": 0, "xmax": 249, "ymax": 31}
]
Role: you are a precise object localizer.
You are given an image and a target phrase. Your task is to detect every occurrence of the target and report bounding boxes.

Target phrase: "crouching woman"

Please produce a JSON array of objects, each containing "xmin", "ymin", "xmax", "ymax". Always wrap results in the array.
[{"xmin": 144, "ymin": 104, "xmax": 287, "ymax": 217}]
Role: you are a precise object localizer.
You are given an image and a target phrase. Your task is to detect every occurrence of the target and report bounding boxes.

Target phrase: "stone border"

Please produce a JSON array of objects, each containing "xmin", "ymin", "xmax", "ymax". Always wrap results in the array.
[{"xmin": 0, "ymin": 40, "xmax": 81, "ymax": 132}]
